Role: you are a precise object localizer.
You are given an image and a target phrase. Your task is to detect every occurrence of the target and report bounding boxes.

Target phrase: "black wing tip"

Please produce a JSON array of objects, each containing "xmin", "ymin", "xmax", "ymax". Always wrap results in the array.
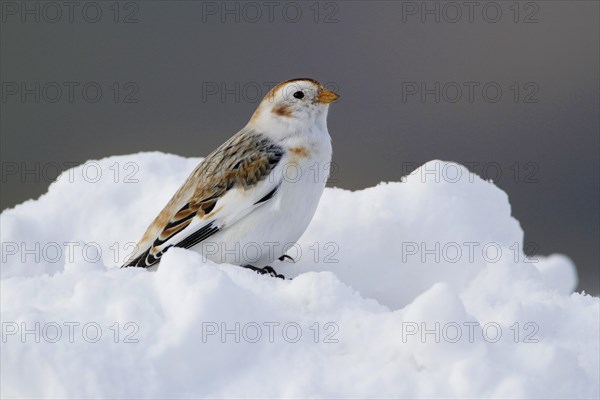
[
  {"xmin": 120, "ymin": 248, "xmax": 157, "ymax": 269},
  {"xmin": 120, "ymin": 223, "xmax": 220, "ymax": 270}
]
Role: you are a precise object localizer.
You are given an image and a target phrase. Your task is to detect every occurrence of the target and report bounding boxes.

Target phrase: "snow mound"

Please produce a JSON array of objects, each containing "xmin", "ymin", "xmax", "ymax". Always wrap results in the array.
[{"xmin": 1, "ymin": 153, "xmax": 598, "ymax": 399}]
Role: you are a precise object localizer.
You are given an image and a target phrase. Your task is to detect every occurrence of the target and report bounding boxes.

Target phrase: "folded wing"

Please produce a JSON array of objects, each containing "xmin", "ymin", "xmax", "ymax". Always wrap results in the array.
[{"xmin": 123, "ymin": 129, "xmax": 284, "ymax": 268}]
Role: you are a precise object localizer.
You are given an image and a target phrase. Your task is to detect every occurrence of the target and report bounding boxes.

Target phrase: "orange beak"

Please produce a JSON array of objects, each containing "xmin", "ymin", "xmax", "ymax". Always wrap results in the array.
[{"xmin": 316, "ymin": 87, "xmax": 340, "ymax": 104}]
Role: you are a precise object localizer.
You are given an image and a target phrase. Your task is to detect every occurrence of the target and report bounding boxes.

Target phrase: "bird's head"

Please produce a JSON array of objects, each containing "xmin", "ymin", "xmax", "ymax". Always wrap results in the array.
[{"xmin": 248, "ymin": 78, "xmax": 339, "ymax": 135}]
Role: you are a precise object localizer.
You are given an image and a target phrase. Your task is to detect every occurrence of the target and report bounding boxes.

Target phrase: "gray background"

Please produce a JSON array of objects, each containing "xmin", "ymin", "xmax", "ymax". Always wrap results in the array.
[{"xmin": 1, "ymin": 1, "xmax": 598, "ymax": 294}]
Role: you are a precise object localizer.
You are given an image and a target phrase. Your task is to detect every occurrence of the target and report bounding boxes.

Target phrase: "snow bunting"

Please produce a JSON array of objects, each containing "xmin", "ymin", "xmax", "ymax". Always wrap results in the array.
[{"xmin": 123, "ymin": 78, "xmax": 339, "ymax": 278}]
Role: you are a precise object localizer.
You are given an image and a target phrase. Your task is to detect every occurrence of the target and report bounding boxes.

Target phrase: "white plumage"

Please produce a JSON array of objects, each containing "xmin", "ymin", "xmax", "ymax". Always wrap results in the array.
[{"xmin": 123, "ymin": 78, "xmax": 339, "ymax": 277}]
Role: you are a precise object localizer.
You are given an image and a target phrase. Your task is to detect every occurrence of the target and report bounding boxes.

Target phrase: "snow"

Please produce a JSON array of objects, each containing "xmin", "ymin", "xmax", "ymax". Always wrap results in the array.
[{"xmin": 1, "ymin": 153, "xmax": 598, "ymax": 399}]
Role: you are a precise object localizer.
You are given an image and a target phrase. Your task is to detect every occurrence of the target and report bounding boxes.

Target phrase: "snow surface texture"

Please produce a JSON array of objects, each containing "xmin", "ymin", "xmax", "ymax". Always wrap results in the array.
[{"xmin": 1, "ymin": 153, "xmax": 598, "ymax": 399}]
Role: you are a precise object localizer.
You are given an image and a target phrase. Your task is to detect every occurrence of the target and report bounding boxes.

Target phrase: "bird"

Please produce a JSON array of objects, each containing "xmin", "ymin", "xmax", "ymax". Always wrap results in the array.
[{"xmin": 122, "ymin": 78, "xmax": 339, "ymax": 278}]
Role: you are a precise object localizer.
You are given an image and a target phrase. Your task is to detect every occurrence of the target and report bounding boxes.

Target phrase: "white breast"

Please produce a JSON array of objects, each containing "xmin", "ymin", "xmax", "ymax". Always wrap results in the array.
[{"xmin": 192, "ymin": 132, "xmax": 332, "ymax": 267}]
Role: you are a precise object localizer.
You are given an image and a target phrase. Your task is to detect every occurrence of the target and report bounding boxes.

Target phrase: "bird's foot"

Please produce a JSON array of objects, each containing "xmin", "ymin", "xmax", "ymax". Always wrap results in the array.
[
  {"xmin": 261, "ymin": 266, "xmax": 285, "ymax": 279},
  {"xmin": 278, "ymin": 254, "xmax": 295, "ymax": 263},
  {"xmin": 241, "ymin": 264, "xmax": 285, "ymax": 280}
]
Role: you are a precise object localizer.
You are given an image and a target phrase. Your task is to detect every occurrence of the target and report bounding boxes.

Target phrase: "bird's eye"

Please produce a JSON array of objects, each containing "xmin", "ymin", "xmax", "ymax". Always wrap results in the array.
[{"xmin": 293, "ymin": 91, "xmax": 305, "ymax": 99}]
